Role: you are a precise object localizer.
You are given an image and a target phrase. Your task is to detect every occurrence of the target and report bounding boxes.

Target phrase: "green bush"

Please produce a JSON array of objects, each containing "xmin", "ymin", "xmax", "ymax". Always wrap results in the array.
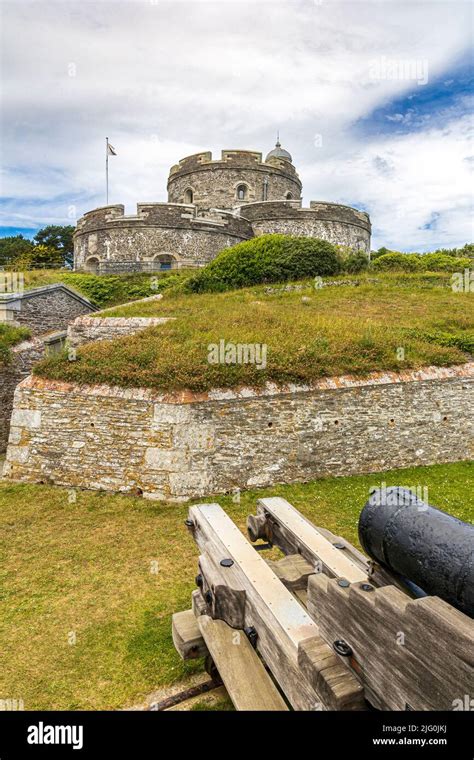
[
  {"xmin": 345, "ymin": 251, "xmax": 369, "ymax": 274},
  {"xmin": 372, "ymin": 252, "xmax": 422, "ymax": 272},
  {"xmin": 419, "ymin": 253, "xmax": 471, "ymax": 272},
  {"xmin": 58, "ymin": 272, "xmax": 183, "ymax": 308},
  {"xmin": 187, "ymin": 234, "xmax": 341, "ymax": 293},
  {"xmin": 372, "ymin": 251, "xmax": 471, "ymax": 274}
]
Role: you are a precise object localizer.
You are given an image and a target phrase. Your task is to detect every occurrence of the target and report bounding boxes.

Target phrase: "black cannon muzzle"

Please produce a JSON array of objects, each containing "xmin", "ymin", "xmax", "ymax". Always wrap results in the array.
[{"xmin": 358, "ymin": 487, "xmax": 474, "ymax": 617}]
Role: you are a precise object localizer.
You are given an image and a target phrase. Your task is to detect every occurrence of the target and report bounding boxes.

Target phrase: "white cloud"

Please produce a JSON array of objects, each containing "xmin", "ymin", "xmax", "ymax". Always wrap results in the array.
[{"xmin": 1, "ymin": 0, "xmax": 472, "ymax": 250}]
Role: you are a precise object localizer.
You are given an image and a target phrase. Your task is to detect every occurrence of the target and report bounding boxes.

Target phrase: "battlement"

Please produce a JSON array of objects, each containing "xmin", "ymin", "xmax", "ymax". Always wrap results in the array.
[
  {"xmin": 75, "ymin": 202, "xmax": 253, "ymax": 237},
  {"xmin": 168, "ymin": 149, "xmax": 300, "ymax": 182},
  {"xmin": 239, "ymin": 200, "xmax": 371, "ymax": 232}
]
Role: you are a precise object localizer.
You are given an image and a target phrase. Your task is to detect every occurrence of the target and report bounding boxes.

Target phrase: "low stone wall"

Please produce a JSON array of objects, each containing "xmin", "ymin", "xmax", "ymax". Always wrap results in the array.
[
  {"xmin": 0, "ymin": 333, "xmax": 65, "ymax": 452},
  {"xmin": 0, "ymin": 284, "xmax": 96, "ymax": 336},
  {"xmin": 3, "ymin": 364, "xmax": 473, "ymax": 500},
  {"xmin": 67, "ymin": 315, "xmax": 174, "ymax": 348}
]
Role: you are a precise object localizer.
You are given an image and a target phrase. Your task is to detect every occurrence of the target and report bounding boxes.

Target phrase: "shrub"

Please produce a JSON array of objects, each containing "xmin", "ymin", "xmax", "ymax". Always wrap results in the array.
[
  {"xmin": 419, "ymin": 253, "xmax": 471, "ymax": 272},
  {"xmin": 187, "ymin": 234, "xmax": 341, "ymax": 293},
  {"xmin": 372, "ymin": 252, "xmax": 422, "ymax": 272},
  {"xmin": 345, "ymin": 251, "xmax": 369, "ymax": 274}
]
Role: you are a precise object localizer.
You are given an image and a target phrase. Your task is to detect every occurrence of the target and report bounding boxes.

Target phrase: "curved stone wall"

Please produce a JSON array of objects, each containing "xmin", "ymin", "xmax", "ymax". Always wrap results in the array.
[
  {"xmin": 239, "ymin": 200, "xmax": 371, "ymax": 252},
  {"xmin": 74, "ymin": 203, "xmax": 253, "ymax": 272},
  {"xmin": 167, "ymin": 150, "xmax": 302, "ymax": 210}
]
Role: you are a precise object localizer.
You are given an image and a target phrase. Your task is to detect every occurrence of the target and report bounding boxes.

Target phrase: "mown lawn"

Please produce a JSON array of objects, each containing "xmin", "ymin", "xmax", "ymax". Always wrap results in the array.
[
  {"xmin": 33, "ymin": 273, "xmax": 473, "ymax": 392},
  {"xmin": 0, "ymin": 461, "xmax": 472, "ymax": 711}
]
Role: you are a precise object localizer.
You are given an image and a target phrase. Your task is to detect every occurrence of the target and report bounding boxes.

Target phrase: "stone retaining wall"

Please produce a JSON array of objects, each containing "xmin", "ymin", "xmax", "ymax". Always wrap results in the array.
[
  {"xmin": 0, "ymin": 334, "xmax": 65, "ymax": 452},
  {"xmin": 67, "ymin": 315, "xmax": 174, "ymax": 348},
  {"xmin": 3, "ymin": 364, "xmax": 473, "ymax": 501}
]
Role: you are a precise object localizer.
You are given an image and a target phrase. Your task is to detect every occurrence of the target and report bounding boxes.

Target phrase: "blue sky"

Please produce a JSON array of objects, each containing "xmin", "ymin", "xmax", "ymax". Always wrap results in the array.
[{"xmin": 1, "ymin": 0, "xmax": 473, "ymax": 251}]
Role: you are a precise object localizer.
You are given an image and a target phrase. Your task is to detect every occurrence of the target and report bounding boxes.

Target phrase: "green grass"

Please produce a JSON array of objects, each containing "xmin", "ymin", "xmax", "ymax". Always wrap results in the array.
[
  {"xmin": 33, "ymin": 273, "xmax": 474, "ymax": 392},
  {"xmin": 0, "ymin": 323, "xmax": 31, "ymax": 364},
  {"xmin": 0, "ymin": 461, "xmax": 472, "ymax": 710},
  {"xmin": 18, "ymin": 269, "xmax": 188, "ymax": 308}
]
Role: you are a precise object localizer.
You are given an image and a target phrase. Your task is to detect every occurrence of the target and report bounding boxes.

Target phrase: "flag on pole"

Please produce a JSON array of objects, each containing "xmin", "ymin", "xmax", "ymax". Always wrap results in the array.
[{"xmin": 107, "ymin": 142, "xmax": 117, "ymax": 156}]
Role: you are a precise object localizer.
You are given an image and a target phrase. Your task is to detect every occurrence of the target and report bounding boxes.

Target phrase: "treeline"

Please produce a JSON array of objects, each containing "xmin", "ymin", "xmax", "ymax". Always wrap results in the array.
[{"xmin": 0, "ymin": 226, "xmax": 74, "ymax": 269}]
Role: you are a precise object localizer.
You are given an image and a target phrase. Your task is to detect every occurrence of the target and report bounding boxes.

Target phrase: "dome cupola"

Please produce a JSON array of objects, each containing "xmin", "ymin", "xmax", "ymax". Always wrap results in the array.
[{"xmin": 265, "ymin": 138, "xmax": 292, "ymax": 163}]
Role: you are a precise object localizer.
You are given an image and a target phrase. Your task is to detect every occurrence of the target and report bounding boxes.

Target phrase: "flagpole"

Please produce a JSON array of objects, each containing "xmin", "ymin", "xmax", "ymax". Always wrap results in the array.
[{"xmin": 106, "ymin": 137, "xmax": 109, "ymax": 205}]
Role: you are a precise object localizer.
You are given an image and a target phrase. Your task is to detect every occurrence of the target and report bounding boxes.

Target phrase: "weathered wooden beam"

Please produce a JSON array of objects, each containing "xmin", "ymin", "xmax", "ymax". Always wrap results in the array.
[
  {"xmin": 188, "ymin": 503, "xmax": 365, "ymax": 711},
  {"xmin": 307, "ymin": 573, "xmax": 474, "ymax": 711},
  {"xmin": 172, "ymin": 609, "xmax": 208, "ymax": 660},
  {"xmin": 197, "ymin": 615, "xmax": 289, "ymax": 711},
  {"xmin": 265, "ymin": 554, "xmax": 314, "ymax": 590},
  {"xmin": 253, "ymin": 497, "xmax": 369, "ymax": 583}
]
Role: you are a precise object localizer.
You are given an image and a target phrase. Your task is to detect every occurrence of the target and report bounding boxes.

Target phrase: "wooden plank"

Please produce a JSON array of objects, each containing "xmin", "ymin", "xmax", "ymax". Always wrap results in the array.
[
  {"xmin": 188, "ymin": 503, "xmax": 364, "ymax": 711},
  {"xmin": 172, "ymin": 609, "xmax": 208, "ymax": 660},
  {"xmin": 265, "ymin": 554, "xmax": 314, "ymax": 590},
  {"xmin": 197, "ymin": 615, "xmax": 288, "ymax": 711},
  {"xmin": 255, "ymin": 497, "xmax": 368, "ymax": 583},
  {"xmin": 307, "ymin": 573, "xmax": 474, "ymax": 711}
]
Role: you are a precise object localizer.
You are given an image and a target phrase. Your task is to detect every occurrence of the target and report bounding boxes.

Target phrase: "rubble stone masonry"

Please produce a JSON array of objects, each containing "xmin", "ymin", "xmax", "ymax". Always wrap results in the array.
[{"xmin": 3, "ymin": 363, "xmax": 472, "ymax": 501}]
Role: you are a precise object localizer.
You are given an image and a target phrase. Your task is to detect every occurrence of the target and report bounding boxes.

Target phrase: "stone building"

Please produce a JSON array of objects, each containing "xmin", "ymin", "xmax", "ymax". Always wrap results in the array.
[{"xmin": 74, "ymin": 142, "xmax": 371, "ymax": 273}]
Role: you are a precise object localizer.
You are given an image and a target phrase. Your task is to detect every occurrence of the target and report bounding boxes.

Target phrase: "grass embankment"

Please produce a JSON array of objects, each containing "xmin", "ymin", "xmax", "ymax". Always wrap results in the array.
[
  {"xmin": 34, "ymin": 273, "xmax": 474, "ymax": 392},
  {"xmin": 19, "ymin": 270, "xmax": 186, "ymax": 308},
  {"xmin": 0, "ymin": 461, "xmax": 472, "ymax": 710},
  {"xmin": 0, "ymin": 324, "xmax": 31, "ymax": 364}
]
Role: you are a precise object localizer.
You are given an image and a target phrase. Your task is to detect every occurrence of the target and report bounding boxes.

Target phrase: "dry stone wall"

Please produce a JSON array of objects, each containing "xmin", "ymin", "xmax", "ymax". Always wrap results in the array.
[{"xmin": 3, "ymin": 364, "xmax": 472, "ymax": 501}]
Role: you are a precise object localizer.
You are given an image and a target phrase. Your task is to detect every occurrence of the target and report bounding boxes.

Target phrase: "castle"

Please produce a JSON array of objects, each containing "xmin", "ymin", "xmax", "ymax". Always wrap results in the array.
[{"xmin": 73, "ymin": 141, "xmax": 371, "ymax": 273}]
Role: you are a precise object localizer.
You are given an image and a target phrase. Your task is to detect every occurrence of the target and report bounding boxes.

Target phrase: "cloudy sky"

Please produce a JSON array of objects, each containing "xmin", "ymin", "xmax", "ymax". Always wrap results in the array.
[{"xmin": 1, "ymin": 0, "xmax": 473, "ymax": 250}]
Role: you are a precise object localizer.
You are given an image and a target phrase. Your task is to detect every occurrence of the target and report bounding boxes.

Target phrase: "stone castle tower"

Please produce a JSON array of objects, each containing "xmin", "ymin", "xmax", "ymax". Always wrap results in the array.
[{"xmin": 73, "ymin": 141, "xmax": 371, "ymax": 273}]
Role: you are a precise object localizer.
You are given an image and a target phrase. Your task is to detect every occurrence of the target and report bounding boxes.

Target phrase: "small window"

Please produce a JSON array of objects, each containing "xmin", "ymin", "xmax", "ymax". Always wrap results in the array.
[
  {"xmin": 155, "ymin": 254, "xmax": 175, "ymax": 271},
  {"xmin": 236, "ymin": 184, "xmax": 247, "ymax": 201},
  {"xmin": 285, "ymin": 192, "xmax": 293, "ymax": 200},
  {"xmin": 184, "ymin": 188, "xmax": 194, "ymax": 204}
]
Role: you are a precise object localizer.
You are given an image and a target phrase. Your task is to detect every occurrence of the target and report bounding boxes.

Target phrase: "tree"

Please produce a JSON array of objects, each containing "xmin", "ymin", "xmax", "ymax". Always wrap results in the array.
[
  {"xmin": 33, "ymin": 225, "xmax": 75, "ymax": 267},
  {"xmin": 0, "ymin": 235, "xmax": 34, "ymax": 267}
]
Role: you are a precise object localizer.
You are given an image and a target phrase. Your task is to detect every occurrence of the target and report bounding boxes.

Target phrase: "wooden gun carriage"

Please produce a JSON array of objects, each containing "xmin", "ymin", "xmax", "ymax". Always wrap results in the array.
[{"xmin": 172, "ymin": 492, "xmax": 473, "ymax": 711}]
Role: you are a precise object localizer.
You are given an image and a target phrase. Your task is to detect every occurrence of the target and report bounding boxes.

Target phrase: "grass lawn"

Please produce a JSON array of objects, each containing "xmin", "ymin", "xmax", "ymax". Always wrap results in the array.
[
  {"xmin": 33, "ymin": 272, "xmax": 473, "ymax": 392},
  {"xmin": 0, "ymin": 460, "xmax": 472, "ymax": 710},
  {"xmin": 0, "ymin": 323, "xmax": 31, "ymax": 365},
  {"xmin": 17, "ymin": 269, "xmax": 185, "ymax": 308}
]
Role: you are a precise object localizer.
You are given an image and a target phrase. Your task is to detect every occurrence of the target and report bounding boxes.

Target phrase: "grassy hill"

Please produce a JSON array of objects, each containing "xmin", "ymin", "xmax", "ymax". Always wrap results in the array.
[{"xmin": 34, "ymin": 272, "xmax": 473, "ymax": 391}]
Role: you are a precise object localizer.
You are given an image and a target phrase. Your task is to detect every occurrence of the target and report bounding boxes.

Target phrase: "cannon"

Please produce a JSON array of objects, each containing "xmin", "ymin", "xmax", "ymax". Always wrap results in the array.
[
  {"xmin": 172, "ymin": 494, "xmax": 473, "ymax": 711},
  {"xmin": 358, "ymin": 487, "xmax": 474, "ymax": 617}
]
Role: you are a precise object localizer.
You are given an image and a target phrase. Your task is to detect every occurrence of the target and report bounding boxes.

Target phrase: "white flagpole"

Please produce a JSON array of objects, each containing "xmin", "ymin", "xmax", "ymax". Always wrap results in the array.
[{"xmin": 106, "ymin": 137, "xmax": 109, "ymax": 205}]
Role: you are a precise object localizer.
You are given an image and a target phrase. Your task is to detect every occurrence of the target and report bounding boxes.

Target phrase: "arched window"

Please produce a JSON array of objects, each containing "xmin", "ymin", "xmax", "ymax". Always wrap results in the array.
[
  {"xmin": 184, "ymin": 188, "xmax": 194, "ymax": 204},
  {"xmin": 285, "ymin": 192, "xmax": 293, "ymax": 200},
  {"xmin": 236, "ymin": 184, "xmax": 248, "ymax": 201},
  {"xmin": 154, "ymin": 254, "xmax": 175, "ymax": 271},
  {"xmin": 85, "ymin": 257, "xmax": 100, "ymax": 274}
]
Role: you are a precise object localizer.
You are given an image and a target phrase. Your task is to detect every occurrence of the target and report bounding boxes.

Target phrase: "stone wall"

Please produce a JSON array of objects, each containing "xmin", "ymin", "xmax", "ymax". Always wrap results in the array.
[
  {"xmin": 4, "ymin": 364, "xmax": 472, "ymax": 500},
  {"xmin": 240, "ymin": 201, "xmax": 372, "ymax": 252},
  {"xmin": 67, "ymin": 315, "xmax": 174, "ymax": 348},
  {"xmin": 0, "ymin": 285, "xmax": 96, "ymax": 335},
  {"xmin": 74, "ymin": 203, "xmax": 253, "ymax": 272},
  {"xmin": 167, "ymin": 150, "xmax": 302, "ymax": 209},
  {"xmin": 0, "ymin": 334, "xmax": 65, "ymax": 452}
]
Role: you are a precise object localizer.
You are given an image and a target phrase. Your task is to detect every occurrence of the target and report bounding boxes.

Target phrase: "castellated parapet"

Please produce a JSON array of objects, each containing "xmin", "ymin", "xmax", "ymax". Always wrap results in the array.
[
  {"xmin": 239, "ymin": 200, "xmax": 371, "ymax": 252},
  {"xmin": 167, "ymin": 149, "xmax": 302, "ymax": 210},
  {"xmin": 74, "ymin": 202, "xmax": 253, "ymax": 273},
  {"xmin": 73, "ymin": 141, "xmax": 371, "ymax": 272}
]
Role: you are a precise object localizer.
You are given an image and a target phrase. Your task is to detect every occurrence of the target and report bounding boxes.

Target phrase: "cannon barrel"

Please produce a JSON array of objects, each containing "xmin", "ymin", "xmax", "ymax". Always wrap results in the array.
[{"xmin": 358, "ymin": 487, "xmax": 474, "ymax": 617}]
